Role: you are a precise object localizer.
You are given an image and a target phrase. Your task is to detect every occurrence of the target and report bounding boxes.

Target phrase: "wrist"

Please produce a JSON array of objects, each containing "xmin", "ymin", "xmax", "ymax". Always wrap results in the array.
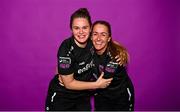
[{"xmin": 92, "ymin": 81, "xmax": 99, "ymax": 89}]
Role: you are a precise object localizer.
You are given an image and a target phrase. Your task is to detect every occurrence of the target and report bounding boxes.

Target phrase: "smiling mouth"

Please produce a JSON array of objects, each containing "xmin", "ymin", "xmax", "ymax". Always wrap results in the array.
[
  {"xmin": 95, "ymin": 41, "xmax": 103, "ymax": 45},
  {"xmin": 78, "ymin": 35, "xmax": 86, "ymax": 39}
]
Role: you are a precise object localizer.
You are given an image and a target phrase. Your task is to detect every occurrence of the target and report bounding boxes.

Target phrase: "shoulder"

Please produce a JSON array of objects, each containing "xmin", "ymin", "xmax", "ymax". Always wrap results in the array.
[
  {"xmin": 57, "ymin": 37, "xmax": 74, "ymax": 55},
  {"xmin": 60, "ymin": 37, "xmax": 73, "ymax": 47},
  {"xmin": 59, "ymin": 37, "xmax": 74, "ymax": 49}
]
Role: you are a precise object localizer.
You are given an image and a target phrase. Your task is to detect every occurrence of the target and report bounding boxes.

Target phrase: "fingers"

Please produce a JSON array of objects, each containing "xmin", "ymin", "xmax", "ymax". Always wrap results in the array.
[
  {"xmin": 115, "ymin": 55, "xmax": 119, "ymax": 59},
  {"xmin": 99, "ymin": 72, "xmax": 104, "ymax": 79},
  {"xmin": 115, "ymin": 56, "xmax": 126, "ymax": 66},
  {"xmin": 106, "ymin": 78, "xmax": 113, "ymax": 82},
  {"xmin": 115, "ymin": 55, "xmax": 123, "ymax": 66},
  {"xmin": 104, "ymin": 81, "xmax": 111, "ymax": 88},
  {"xmin": 116, "ymin": 58, "xmax": 121, "ymax": 62},
  {"xmin": 118, "ymin": 60, "xmax": 123, "ymax": 66},
  {"xmin": 115, "ymin": 50, "xmax": 128, "ymax": 66},
  {"xmin": 106, "ymin": 83, "xmax": 110, "ymax": 87},
  {"xmin": 59, "ymin": 82, "xmax": 64, "ymax": 86},
  {"xmin": 58, "ymin": 75, "xmax": 64, "ymax": 86},
  {"xmin": 58, "ymin": 75, "xmax": 62, "ymax": 82},
  {"xmin": 105, "ymin": 78, "xmax": 112, "ymax": 87},
  {"xmin": 102, "ymin": 83, "xmax": 109, "ymax": 88},
  {"xmin": 119, "ymin": 61, "xmax": 123, "ymax": 66},
  {"xmin": 107, "ymin": 81, "xmax": 111, "ymax": 84}
]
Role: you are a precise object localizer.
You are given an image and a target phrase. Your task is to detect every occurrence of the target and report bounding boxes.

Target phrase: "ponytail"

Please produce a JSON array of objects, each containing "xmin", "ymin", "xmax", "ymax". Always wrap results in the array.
[{"xmin": 108, "ymin": 39, "xmax": 129, "ymax": 64}]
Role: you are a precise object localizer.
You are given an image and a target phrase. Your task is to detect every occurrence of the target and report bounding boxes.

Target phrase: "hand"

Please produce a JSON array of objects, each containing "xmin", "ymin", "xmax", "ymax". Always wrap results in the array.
[
  {"xmin": 96, "ymin": 72, "xmax": 112, "ymax": 88},
  {"xmin": 58, "ymin": 75, "xmax": 64, "ymax": 86},
  {"xmin": 115, "ymin": 50, "xmax": 128, "ymax": 66}
]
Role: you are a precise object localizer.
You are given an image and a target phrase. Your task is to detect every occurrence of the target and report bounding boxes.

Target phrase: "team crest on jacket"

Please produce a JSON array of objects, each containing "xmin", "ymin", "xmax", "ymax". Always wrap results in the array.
[
  {"xmin": 59, "ymin": 57, "xmax": 71, "ymax": 69},
  {"xmin": 105, "ymin": 61, "xmax": 118, "ymax": 73}
]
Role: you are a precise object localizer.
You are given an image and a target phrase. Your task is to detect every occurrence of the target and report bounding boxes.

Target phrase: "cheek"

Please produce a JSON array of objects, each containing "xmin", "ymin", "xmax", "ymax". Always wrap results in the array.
[
  {"xmin": 72, "ymin": 30, "xmax": 78, "ymax": 35},
  {"xmin": 84, "ymin": 30, "xmax": 90, "ymax": 34},
  {"xmin": 92, "ymin": 36, "xmax": 97, "ymax": 41},
  {"xmin": 106, "ymin": 40, "xmax": 109, "ymax": 45},
  {"xmin": 102, "ymin": 38, "xmax": 110, "ymax": 45},
  {"xmin": 102, "ymin": 37, "xmax": 108, "ymax": 42},
  {"xmin": 107, "ymin": 39, "xmax": 110, "ymax": 43}
]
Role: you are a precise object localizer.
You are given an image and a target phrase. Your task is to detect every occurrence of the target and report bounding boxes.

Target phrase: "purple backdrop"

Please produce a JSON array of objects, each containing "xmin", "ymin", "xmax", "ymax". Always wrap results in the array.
[{"xmin": 0, "ymin": 0, "xmax": 180, "ymax": 111}]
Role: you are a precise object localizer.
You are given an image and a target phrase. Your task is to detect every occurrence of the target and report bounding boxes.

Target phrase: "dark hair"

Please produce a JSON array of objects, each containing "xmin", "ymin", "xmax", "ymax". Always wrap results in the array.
[
  {"xmin": 70, "ymin": 8, "xmax": 92, "ymax": 29},
  {"xmin": 92, "ymin": 20, "xmax": 129, "ymax": 64},
  {"xmin": 92, "ymin": 20, "xmax": 112, "ymax": 37}
]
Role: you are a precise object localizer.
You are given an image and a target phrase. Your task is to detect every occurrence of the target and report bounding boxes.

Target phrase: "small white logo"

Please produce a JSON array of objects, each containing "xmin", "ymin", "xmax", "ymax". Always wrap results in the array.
[{"xmin": 59, "ymin": 57, "xmax": 71, "ymax": 64}]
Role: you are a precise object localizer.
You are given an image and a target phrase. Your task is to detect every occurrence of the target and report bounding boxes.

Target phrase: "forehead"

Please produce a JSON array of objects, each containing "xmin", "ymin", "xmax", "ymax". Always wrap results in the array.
[
  {"xmin": 93, "ymin": 24, "xmax": 108, "ymax": 32},
  {"xmin": 72, "ymin": 18, "xmax": 90, "ymax": 26}
]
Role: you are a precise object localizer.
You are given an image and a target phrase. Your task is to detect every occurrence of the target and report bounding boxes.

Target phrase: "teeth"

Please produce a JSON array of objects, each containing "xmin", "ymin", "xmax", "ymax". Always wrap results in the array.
[
  {"xmin": 78, "ymin": 36, "xmax": 85, "ymax": 39},
  {"xmin": 95, "ymin": 41, "xmax": 102, "ymax": 45}
]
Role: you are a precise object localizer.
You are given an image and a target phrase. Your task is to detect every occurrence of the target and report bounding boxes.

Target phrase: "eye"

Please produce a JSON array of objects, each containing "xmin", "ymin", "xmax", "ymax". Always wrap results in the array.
[
  {"xmin": 92, "ymin": 33, "xmax": 97, "ymax": 36},
  {"xmin": 101, "ymin": 33, "xmax": 108, "ymax": 37},
  {"xmin": 82, "ymin": 26, "xmax": 89, "ymax": 30},
  {"xmin": 73, "ymin": 26, "xmax": 79, "ymax": 30}
]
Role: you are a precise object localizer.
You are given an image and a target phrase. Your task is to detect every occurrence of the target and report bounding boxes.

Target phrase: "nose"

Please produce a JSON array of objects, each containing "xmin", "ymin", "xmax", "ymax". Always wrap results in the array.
[
  {"xmin": 97, "ymin": 34, "xmax": 102, "ymax": 40},
  {"xmin": 97, "ymin": 35, "xmax": 101, "ymax": 41},
  {"xmin": 79, "ymin": 28, "xmax": 83, "ymax": 34}
]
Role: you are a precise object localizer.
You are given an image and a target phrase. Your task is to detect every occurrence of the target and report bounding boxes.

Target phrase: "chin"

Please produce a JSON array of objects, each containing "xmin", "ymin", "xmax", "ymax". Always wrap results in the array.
[
  {"xmin": 79, "ymin": 40, "xmax": 87, "ymax": 43},
  {"xmin": 79, "ymin": 41, "xmax": 88, "ymax": 44},
  {"xmin": 80, "ymin": 38, "xmax": 89, "ymax": 43},
  {"xmin": 95, "ymin": 47, "xmax": 102, "ymax": 51}
]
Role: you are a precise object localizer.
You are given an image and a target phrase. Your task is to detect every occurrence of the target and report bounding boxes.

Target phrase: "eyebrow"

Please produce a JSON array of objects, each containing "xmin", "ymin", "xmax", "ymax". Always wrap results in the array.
[
  {"xmin": 92, "ymin": 32, "xmax": 108, "ymax": 34},
  {"xmin": 72, "ymin": 25, "xmax": 89, "ymax": 28},
  {"xmin": 101, "ymin": 32, "xmax": 108, "ymax": 34}
]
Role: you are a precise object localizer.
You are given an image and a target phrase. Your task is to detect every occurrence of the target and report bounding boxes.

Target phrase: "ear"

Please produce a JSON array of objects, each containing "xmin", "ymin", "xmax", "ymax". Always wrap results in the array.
[{"xmin": 108, "ymin": 37, "xmax": 111, "ymax": 42}]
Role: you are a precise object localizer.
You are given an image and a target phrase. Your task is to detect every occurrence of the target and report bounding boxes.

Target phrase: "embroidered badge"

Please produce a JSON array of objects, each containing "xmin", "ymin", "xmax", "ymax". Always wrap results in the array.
[
  {"xmin": 59, "ymin": 57, "xmax": 71, "ymax": 69},
  {"xmin": 105, "ymin": 61, "xmax": 118, "ymax": 73}
]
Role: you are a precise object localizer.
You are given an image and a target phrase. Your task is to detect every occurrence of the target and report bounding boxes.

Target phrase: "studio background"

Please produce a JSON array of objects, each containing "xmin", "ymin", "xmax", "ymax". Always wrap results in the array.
[{"xmin": 0, "ymin": 0, "xmax": 180, "ymax": 110}]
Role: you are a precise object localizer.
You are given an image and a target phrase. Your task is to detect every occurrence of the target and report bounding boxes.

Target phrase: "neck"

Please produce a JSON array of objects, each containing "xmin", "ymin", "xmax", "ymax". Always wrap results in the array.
[
  {"xmin": 96, "ymin": 48, "xmax": 106, "ymax": 55},
  {"xmin": 74, "ymin": 39, "xmax": 87, "ymax": 48}
]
